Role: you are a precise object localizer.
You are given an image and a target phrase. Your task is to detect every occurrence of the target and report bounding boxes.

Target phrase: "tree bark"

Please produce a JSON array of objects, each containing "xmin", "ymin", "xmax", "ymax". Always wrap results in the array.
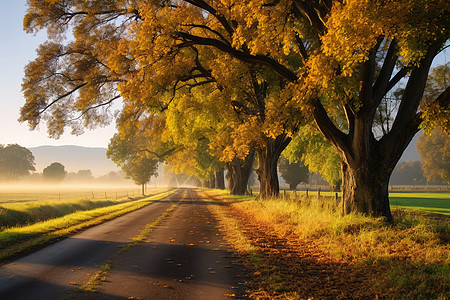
[
  {"xmin": 215, "ymin": 170, "xmax": 225, "ymax": 189},
  {"xmin": 341, "ymin": 155, "xmax": 393, "ymax": 220},
  {"xmin": 256, "ymin": 134, "xmax": 291, "ymax": 199},
  {"xmin": 226, "ymin": 149, "xmax": 256, "ymax": 195},
  {"xmin": 209, "ymin": 173, "xmax": 215, "ymax": 189}
]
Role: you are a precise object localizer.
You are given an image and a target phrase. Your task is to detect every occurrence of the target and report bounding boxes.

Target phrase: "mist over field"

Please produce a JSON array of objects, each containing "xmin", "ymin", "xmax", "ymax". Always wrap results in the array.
[{"xmin": 29, "ymin": 145, "xmax": 119, "ymax": 177}]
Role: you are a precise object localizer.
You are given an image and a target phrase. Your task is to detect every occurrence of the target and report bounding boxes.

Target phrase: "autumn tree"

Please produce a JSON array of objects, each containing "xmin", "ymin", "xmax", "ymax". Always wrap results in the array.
[
  {"xmin": 20, "ymin": 1, "xmax": 449, "ymax": 220},
  {"xmin": 284, "ymin": 126, "xmax": 341, "ymax": 191},
  {"xmin": 278, "ymin": 157, "xmax": 308, "ymax": 190},
  {"xmin": 107, "ymin": 134, "xmax": 159, "ymax": 195},
  {"xmin": 42, "ymin": 162, "xmax": 66, "ymax": 182},
  {"xmin": 417, "ymin": 130, "xmax": 450, "ymax": 184},
  {"xmin": 0, "ymin": 144, "xmax": 36, "ymax": 181}
]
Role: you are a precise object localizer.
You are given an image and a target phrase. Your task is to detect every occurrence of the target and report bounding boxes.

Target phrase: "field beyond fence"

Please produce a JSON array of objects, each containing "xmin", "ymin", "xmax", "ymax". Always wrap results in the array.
[{"xmin": 0, "ymin": 185, "xmax": 168, "ymax": 229}]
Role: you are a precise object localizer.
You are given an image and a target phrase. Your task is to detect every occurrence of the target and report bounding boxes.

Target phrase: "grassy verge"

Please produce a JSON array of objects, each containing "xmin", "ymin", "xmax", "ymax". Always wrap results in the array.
[
  {"xmin": 207, "ymin": 190, "xmax": 449, "ymax": 299},
  {"xmin": 0, "ymin": 190, "xmax": 175, "ymax": 262}
]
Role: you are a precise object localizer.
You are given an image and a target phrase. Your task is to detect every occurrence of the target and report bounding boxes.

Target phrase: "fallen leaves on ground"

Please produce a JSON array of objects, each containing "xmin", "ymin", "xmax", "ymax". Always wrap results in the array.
[{"xmin": 222, "ymin": 205, "xmax": 384, "ymax": 299}]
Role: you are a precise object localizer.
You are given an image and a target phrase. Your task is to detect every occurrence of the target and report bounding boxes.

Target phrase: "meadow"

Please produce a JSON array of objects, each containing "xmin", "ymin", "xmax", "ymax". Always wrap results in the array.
[
  {"xmin": 389, "ymin": 192, "xmax": 450, "ymax": 215},
  {"xmin": 0, "ymin": 185, "xmax": 164, "ymax": 229}
]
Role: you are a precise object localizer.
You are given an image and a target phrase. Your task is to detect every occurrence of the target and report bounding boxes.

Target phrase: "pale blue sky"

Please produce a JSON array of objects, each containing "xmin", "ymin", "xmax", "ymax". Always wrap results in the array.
[
  {"xmin": 0, "ymin": 1, "xmax": 447, "ymax": 150},
  {"xmin": 0, "ymin": 0, "xmax": 116, "ymax": 148}
]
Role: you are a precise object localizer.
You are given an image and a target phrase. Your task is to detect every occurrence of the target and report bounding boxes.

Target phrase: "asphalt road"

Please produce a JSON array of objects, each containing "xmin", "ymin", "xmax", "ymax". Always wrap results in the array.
[{"xmin": 0, "ymin": 188, "xmax": 246, "ymax": 300}]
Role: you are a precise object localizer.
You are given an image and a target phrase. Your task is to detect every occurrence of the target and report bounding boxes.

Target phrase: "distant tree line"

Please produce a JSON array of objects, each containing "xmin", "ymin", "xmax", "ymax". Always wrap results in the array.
[{"xmin": 0, "ymin": 143, "xmax": 131, "ymax": 184}]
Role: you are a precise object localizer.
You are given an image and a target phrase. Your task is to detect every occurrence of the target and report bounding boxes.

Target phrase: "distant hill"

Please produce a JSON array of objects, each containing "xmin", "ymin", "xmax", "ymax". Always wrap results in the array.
[{"xmin": 29, "ymin": 145, "xmax": 119, "ymax": 177}]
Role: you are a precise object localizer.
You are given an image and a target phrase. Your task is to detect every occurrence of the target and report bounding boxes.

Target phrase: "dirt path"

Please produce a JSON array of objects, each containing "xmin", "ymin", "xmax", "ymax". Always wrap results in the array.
[{"xmin": 0, "ymin": 189, "xmax": 246, "ymax": 300}]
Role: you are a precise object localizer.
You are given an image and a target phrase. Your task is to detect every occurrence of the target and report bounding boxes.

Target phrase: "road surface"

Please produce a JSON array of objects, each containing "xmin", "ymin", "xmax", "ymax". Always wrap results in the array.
[{"xmin": 0, "ymin": 188, "xmax": 246, "ymax": 299}]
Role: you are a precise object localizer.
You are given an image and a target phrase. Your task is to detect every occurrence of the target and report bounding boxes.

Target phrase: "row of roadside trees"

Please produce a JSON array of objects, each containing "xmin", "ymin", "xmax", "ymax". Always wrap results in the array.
[{"xmin": 19, "ymin": 1, "xmax": 449, "ymax": 221}]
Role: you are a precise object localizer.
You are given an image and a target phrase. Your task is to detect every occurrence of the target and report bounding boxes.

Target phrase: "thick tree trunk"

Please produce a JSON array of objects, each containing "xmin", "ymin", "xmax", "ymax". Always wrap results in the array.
[
  {"xmin": 215, "ymin": 170, "xmax": 225, "ymax": 189},
  {"xmin": 341, "ymin": 158, "xmax": 392, "ymax": 220},
  {"xmin": 256, "ymin": 135, "xmax": 291, "ymax": 199},
  {"xmin": 226, "ymin": 150, "xmax": 256, "ymax": 195},
  {"xmin": 141, "ymin": 184, "xmax": 145, "ymax": 196},
  {"xmin": 256, "ymin": 147, "xmax": 280, "ymax": 199}
]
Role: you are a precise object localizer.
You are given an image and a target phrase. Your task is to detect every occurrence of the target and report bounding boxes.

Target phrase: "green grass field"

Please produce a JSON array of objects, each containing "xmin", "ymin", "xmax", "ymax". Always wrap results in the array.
[
  {"xmin": 389, "ymin": 192, "xmax": 450, "ymax": 215},
  {"xmin": 0, "ymin": 186, "xmax": 168, "ymax": 229}
]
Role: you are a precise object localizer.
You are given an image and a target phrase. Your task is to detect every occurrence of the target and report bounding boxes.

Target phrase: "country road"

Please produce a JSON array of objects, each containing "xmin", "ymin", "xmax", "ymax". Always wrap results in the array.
[{"xmin": 0, "ymin": 188, "xmax": 246, "ymax": 300}]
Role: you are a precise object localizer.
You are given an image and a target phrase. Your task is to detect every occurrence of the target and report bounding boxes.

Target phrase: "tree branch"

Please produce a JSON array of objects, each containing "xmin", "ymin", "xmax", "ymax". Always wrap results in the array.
[
  {"xmin": 39, "ymin": 82, "xmax": 87, "ymax": 114},
  {"xmin": 176, "ymin": 32, "xmax": 298, "ymax": 82},
  {"xmin": 311, "ymin": 98, "xmax": 348, "ymax": 152},
  {"xmin": 70, "ymin": 95, "xmax": 121, "ymax": 121},
  {"xmin": 372, "ymin": 38, "xmax": 398, "ymax": 103},
  {"xmin": 360, "ymin": 36, "xmax": 383, "ymax": 110},
  {"xmin": 182, "ymin": 24, "xmax": 231, "ymax": 45},
  {"xmin": 384, "ymin": 67, "xmax": 410, "ymax": 94},
  {"xmin": 140, "ymin": 147, "xmax": 178, "ymax": 160},
  {"xmin": 183, "ymin": 0, "xmax": 235, "ymax": 36}
]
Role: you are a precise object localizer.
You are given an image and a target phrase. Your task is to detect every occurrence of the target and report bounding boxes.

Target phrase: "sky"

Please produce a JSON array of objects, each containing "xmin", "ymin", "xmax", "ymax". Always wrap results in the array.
[
  {"xmin": 0, "ymin": 1, "xmax": 448, "ymax": 150},
  {"xmin": 0, "ymin": 0, "xmax": 116, "ymax": 148}
]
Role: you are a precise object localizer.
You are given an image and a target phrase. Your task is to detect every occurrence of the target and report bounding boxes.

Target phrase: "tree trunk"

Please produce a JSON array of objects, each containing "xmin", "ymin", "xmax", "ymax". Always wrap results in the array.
[
  {"xmin": 215, "ymin": 170, "xmax": 225, "ymax": 189},
  {"xmin": 209, "ymin": 173, "xmax": 215, "ymax": 189},
  {"xmin": 256, "ymin": 135, "xmax": 291, "ymax": 199},
  {"xmin": 226, "ymin": 150, "xmax": 256, "ymax": 195},
  {"xmin": 141, "ymin": 184, "xmax": 145, "ymax": 196},
  {"xmin": 341, "ymin": 158, "xmax": 392, "ymax": 220}
]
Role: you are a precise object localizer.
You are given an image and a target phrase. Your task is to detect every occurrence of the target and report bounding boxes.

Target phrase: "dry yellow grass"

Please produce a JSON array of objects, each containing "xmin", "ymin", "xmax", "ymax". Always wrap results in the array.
[{"xmin": 206, "ymin": 190, "xmax": 449, "ymax": 299}]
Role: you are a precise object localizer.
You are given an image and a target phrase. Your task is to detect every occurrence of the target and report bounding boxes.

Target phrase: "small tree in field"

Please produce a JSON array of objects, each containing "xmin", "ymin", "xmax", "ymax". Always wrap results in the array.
[
  {"xmin": 43, "ymin": 162, "xmax": 66, "ymax": 183},
  {"xmin": 107, "ymin": 134, "xmax": 159, "ymax": 196},
  {"xmin": 0, "ymin": 144, "xmax": 35, "ymax": 181},
  {"xmin": 278, "ymin": 157, "xmax": 309, "ymax": 190}
]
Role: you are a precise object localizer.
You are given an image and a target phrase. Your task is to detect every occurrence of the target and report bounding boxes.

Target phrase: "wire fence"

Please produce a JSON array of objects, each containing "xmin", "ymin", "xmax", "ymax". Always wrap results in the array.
[{"xmin": 0, "ymin": 188, "xmax": 158, "ymax": 205}]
